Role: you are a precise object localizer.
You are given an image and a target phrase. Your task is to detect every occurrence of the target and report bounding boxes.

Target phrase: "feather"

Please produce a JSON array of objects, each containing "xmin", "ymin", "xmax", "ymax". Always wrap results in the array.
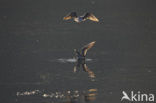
[
  {"xmin": 63, "ymin": 12, "xmax": 77, "ymax": 20},
  {"xmin": 83, "ymin": 13, "xmax": 99, "ymax": 22},
  {"xmin": 81, "ymin": 41, "xmax": 96, "ymax": 56}
]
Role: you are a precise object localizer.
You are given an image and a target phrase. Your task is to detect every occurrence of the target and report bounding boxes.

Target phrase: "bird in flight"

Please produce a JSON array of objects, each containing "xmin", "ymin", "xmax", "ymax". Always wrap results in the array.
[{"xmin": 63, "ymin": 12, "xmax": 99, "ymax": 22}]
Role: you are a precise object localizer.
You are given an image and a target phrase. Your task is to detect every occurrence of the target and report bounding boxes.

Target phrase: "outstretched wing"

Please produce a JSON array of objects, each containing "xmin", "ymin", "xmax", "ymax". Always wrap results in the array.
[
  {"xmin": 81, "ymin": 41, "xmax": 96, "ymax": 56},
  {"xmin": 83, "ymin": 13, "xmax": 99, "ymax": 22},
  {"xmin": 63, "ymin": 12, "xmax": 77, "ymax": 20}
]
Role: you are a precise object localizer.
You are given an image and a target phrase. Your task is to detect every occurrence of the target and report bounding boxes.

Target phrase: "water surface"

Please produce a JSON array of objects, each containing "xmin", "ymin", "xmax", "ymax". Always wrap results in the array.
[{"xmin": 0, "ymin": 0, "xmax": 156, "ymax": 103}]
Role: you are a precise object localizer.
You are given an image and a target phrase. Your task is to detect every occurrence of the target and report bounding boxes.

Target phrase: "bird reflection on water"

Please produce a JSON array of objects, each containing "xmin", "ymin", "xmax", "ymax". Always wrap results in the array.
[{"xmin": 73, "ymin": 62, "xmax": 96, "ymax": 79}]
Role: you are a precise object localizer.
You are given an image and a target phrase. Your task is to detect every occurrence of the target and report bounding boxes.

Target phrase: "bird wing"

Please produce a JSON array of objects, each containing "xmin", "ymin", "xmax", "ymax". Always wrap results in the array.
[
  {"xmin": 83, "ymin": 13, "xmax": 99, "ymax": 22},
  {"xmin": 63, "ymin": 12, "xmax": 77, "ymax": 20},
  {"xmin": 81, "ymin": 41, "xmax": 96, "ymax": 56}
]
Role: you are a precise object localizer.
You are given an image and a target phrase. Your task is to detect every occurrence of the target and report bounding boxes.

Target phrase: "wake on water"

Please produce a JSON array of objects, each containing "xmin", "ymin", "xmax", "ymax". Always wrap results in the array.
[
  {"xmin": 48, "ymin": 58, "xmax": 94, "ymax": 63},
  {"xmin": 57, "ymin": 58, "xmax": 93, "ymax": 63}
]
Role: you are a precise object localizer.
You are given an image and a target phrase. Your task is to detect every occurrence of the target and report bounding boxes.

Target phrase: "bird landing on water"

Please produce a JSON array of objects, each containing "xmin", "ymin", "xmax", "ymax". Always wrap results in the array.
[
  {"xmin": 63, "ymin": 12, "xmax": 99, "ymax": 23},
  {"xmin": 73, "ymin": 41, "xmax": 96, "ymax": 79},
  {"xmin": 74, "ymin": 41, "xmax": 96, "ymax": 63}
]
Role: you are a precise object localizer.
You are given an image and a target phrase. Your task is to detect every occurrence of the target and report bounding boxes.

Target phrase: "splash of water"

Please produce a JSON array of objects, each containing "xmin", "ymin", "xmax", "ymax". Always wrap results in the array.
[{"xmin": 57, "ymin": 58, "xmax": 93, "ymax": 63}]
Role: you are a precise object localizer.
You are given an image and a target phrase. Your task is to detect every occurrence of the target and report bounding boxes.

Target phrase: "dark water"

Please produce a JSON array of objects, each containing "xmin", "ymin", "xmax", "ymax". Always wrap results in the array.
[{"xmin": 0, "ymin": 0, "xmax": 156, "ymax": 103}]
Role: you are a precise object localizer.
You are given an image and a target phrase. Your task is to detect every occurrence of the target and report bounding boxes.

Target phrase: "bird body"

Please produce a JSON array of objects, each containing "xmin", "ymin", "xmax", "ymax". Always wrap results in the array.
[
  {"xmin": 63, "ymin": 12, "xmax": 99, "ymax": 22},
  {"xmin": 74, "ymin": 16, "xmax": 85, "ymax": 22}
]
